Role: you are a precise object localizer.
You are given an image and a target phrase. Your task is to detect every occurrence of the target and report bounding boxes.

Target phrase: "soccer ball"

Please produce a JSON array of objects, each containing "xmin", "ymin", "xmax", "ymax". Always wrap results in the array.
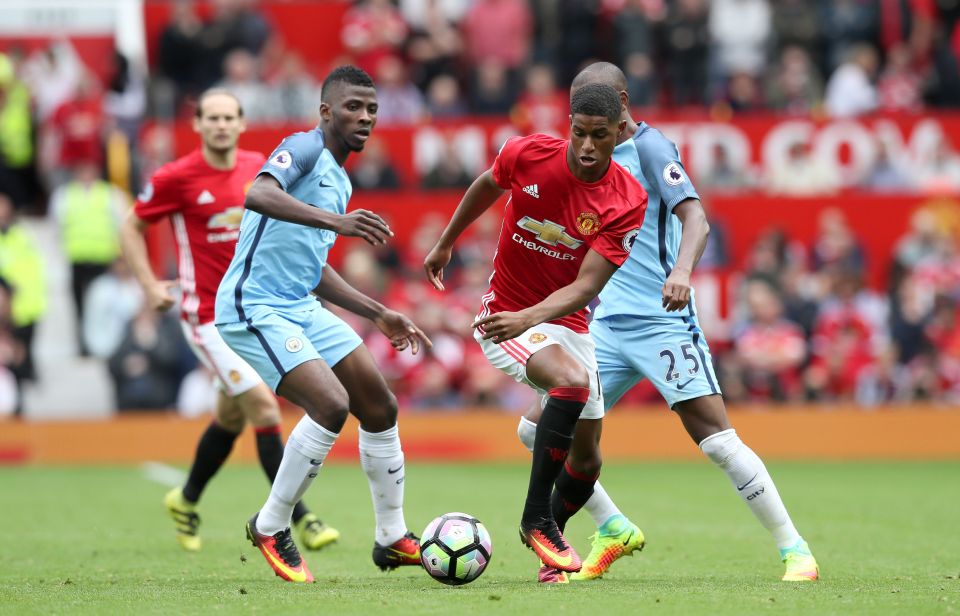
[{"xmin": 419, "ymin": 512, "xmax": 492, "ymax": 586}]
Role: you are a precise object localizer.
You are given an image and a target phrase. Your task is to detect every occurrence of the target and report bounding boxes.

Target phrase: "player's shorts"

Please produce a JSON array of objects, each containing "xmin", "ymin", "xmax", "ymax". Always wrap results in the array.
[
  {"xmin": 216, "ymin": 303, "xmax": 363, "ymax": 392},
  {"xmin": 590, "ymin": 313, "xmax": 721, "ymax": 410},
  {"xmin": 180, "ymin": 320, "xmax": 262, "ymax": 397},
  {"xmin": 474, "ymin": 322, "xmax": 604, "ymax": 419}
]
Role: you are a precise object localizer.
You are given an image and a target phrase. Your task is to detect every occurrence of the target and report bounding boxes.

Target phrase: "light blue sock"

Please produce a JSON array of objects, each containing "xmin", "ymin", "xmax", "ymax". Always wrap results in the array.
[
  {"xmin": 598, "ymin": 513, "xmax": 628, "ymax": 536},
  {"xmin": 779, "ymin": 538, "xmax": 810, "ymax": 559}
]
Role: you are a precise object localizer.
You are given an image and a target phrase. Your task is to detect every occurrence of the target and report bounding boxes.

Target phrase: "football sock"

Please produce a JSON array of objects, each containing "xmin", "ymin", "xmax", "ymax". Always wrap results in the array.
[
  {"xmin": 254, "ymin": 425, "xmax": 309, "ymax": 524},
  {"xmin": 521, "ymin": 387, "xmax": 587, "ymax": 523},
  {"xmin": 256, "ymin": 416, "xmax": 338, "ymax": 536},
  {"xmin": 584, "ymin": 482, "xmax": 624, "ymax": 529},
  {"xmin": 551, "ymin": 461, "xmax": 598, "ymax": 532},
  {"xmin": 359, "ymin": 425, "xmax": 408, "ymax": 546},
  {"xmin": 699, "ymin": 429, "xmax": 802, "ymax": 550},
  {"xmin": 182, "ymin": 421, "xmax": 239, "ymax": 503}
]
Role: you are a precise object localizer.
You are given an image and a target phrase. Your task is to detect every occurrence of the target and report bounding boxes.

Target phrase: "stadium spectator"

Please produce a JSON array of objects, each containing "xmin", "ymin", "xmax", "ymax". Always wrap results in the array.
[
  {"xmin": 48, "ymin": 161, "xmax": 126, "ymax": 356},
  {"xmin": 0, "ymin": 191, "xmax": 46, "ymax": 390},
  {"xmin": 914, "ymin": 135, "xmax": 960, "ymax": 193},
  {"xmin": 341, "ymin": 0, "xmax": 409, "ymax": 75},
  {"xmin": 708, "ymin": 0, "xmax": 772, "ymax": 99},
  {"xmin": 895, "ymin": 208, "xmax": 943, "ymax": 269},
  {"xmin": 461, "ymin": 0, "xmax": 532, "ymax": 75},
  {"xmin": 554, "ymin": 0, "xmax": 603, "ymax": 84},
  {"xmin": 731, "ymin": 277, "xmax": 807, "ymax": 401},
  {"xmin": 349, "ymin": 139, "xmax": 403, "ymax": 190},
  {"xmin": 821, "ymin": 0, "xmax": 880, "ymax": 72},
  {"xmin": 372, "ymin": 55, "xmax": 426, "ymax": 125},
  {"xmin": 698, "ymin": 143, "xmax": 752, "ymax": 191},
  {"xmin": 878, "ymin": 43, "xmax": 925, "ymax": 113},
  {"xmin": 42, "ymin": 73, "xmax": 105, "ymax": 189},
  {"xmin": 511, "ymin": 64, "xmax": 566, "ymax": 135},
  {"xmin": 861, "ymin": 140, "xmax": 913, "ymax": 192},
  {"xmin": 425, "ymin": 74, "xmax": 467, "ymax": 119},
  {"xmin": 104, "ymin": 51, "xmax": 147, "ymax": 148},
  {"xmin": 20, "ymin": 41, "xmax": 83, "ymax": 122},
  {"xmin": 824, "ymin": 44, "xmax": 880, "ymax": 118},
  {"xmin": 469, "ymin": 59, "xmax": 515, "ymax": 115},
  {"xmin": 770, "ymin": 0, "xmax": 822, "ymax": 65},
  {"xmin": 218, "ymin": 49, "xmax": 277, "ymax": 123},
  {"xmin": 661, "ymin": 0, "xmax": 710, "ymax": 106},
  {"xmin": 403, "ymin": 1, "xmax": 464, "ymax": 91},
  {"xmin": 200, "ymin": 0, "xmax": 275, "ymax": 87},
  {"xmin": 157, "ymin": 0, "xmax": 207, "ymax": 107},
  {"xmin": 0, "ymin": 52, "xmax": 36, "ymax": 210},
  {"xmin": 107, "ymin": 306, "xmax": 185, "ymax": 411},
  {"xmin": 811, "ymin": 209, "xmax": 866, "ymax": 274},
  {"xmin": 420, "ymin": 141, "xmax": 473, "ymax": 190},
  {"xmin": 269, "ymin": 53, "xmax": 319, "ymax": 123},
  {"xmin": 766, "ymin": 142, "xmax": 842, "ymax": 196},
  {"xmin": 0, "ymin": 280, "xmax": 21, "ymax": 416},
  {"xmin": 765, "ymin": 46, "xmax": 823, "ymax": 115},
  {"xmin": 81, "ymin": 259, "xmax": 144, "ymax": 360}
]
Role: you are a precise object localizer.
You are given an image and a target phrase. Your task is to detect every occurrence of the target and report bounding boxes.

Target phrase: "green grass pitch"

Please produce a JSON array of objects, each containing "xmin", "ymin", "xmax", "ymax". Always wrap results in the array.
[{"xmin": 1, "ymin": 461, "xmax": 958, "ymax": 615}]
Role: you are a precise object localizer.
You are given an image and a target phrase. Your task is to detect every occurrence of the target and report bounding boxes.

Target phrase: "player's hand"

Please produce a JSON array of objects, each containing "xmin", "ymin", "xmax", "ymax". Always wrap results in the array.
[
  {"xmin": 146, "ymin": 280, "xmax": 177, "ymax": 312},
  {"xmin": 472, "ymin": 311, "xmax": 532, "ymax": 343},
  {"xmin": 662, "ymin": 268, "xmax": 692, "ymax": 312},
  {"xmin": 334, "ymin": 210, "xmax": 393, "ymax": 245},
  {"xmin": 424, "ymin": 244, "xmax": 452, "ymax": 291},
  {"xmin": 374, "ymin": 309, "xmax": 433, "ymax": 355}
]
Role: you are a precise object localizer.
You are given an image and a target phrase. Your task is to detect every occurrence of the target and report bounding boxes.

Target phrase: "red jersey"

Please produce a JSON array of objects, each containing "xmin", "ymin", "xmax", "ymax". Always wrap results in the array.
[
  {"xmin": 134, "ymin": 149, "xmax": 265, "ymax": 324},
  {"xmin": 479, "ymin": 133, "xmax": 647, "ymax": 333}
]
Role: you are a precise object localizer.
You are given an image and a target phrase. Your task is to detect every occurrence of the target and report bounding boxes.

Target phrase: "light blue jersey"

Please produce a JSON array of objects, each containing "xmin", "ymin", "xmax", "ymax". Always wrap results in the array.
[
  {"xmin": 215, "ymin": 128, "xmax": 351, "ymax": 323},
  {"xmin": 589, "ymin": 122, "xmax": 721, "ymax": 408},
  {"xmin": 594, "ymin": 122, "xmax": 700, "ymax": 320}
]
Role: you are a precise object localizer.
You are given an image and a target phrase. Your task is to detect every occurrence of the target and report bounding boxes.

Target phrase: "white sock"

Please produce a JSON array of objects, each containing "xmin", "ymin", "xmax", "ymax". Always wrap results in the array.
[
  {"xmin": 699, "ymin": 429, "xmax": 801, "ymax": 550},
  {"xmin": 359, "ymin": 425, "xmax": 407, "ymax": 546},
  {"xmin": 584, "ymin": 482, "xmax": 623, "ymax": 527},
  {"xmin": 518, "ymin": 417, "xmax": 622, "ymax": 528},
  {"xmin": 257, "ymin": 416, "xmax": 338, "ymax": 536}
]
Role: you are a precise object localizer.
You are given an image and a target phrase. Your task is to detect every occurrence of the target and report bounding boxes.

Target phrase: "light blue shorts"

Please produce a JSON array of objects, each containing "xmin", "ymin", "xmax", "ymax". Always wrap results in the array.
[
  {"xmin": 590, "ymin": 314, "xmax": 721, "ymax": 410},
  {"xmin": 216, "ymin": 303, "xmax": 362, "ymax": 392}
]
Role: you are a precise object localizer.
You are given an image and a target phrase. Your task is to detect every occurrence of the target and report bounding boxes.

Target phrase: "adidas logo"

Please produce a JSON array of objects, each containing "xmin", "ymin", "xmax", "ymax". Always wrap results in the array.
[
  {"xmin": 522, "ymin": 184, "xmax": 540, "ymax": 199},
  {"xmin": 197, "ymin": 190, "xmax": 215, "ymax": 205}
]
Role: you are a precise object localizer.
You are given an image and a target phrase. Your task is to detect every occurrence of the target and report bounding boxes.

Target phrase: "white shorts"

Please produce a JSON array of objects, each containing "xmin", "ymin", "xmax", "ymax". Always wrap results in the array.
[
  {"xmin": 180, "ymin": 320, "xmax": 263, "ymax": 397},
  {"xmin": 474, "ymin": 322, "xmax": 604, "ymax": 419}
]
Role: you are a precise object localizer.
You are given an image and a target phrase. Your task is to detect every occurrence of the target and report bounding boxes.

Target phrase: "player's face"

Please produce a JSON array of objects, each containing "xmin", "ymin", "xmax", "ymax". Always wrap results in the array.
[
  {"xmin": 193, "ymin": 94, "xmax": 245, "ymax": 154},
  {"xmin": 320, "ymin": 84, "xmax": 378, "ymax": 153},
  {"xmin": 569, "ymin": 114, "xmax": 623, "ymax": 179}
]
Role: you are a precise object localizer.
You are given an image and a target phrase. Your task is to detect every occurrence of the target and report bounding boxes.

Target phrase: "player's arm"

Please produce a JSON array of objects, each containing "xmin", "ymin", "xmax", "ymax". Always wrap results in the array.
[
  {"xmin": 472, "ymin": 249, "xmax": 618, "ymax": 343},
  {"xmin": 245, "ymin": 174, "xmax": 393, "ymax": 245},
  {"xmin": 120, "ymin": 210, "xmax": 176, "ymax": 312},
  {"xmin": 424, "ymin": 169, "xmax": 504, "ymax": 291},
  {"xmin": 662, "ymin": 198, "xmax": 711, "ymax": 312},
  {"xmin": 314, "ymin": 264, "xmax": 432, "ymax": 354}
]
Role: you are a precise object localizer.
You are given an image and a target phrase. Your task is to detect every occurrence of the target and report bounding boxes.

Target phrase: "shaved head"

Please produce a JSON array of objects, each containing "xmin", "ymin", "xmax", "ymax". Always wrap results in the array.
[{"xmin": 570, "ymin": 62, "xmax": 627, "ymax": 95}]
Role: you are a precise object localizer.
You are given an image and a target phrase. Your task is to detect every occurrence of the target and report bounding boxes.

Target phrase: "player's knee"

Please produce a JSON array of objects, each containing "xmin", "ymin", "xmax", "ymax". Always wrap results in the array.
[
  {"xmin": 550, "ymin": 365, "xmax": 590, "ymax": 391},
  {"xmin": 358, "ymin": 389, "xmax": 399, "ymax": 432},
  {"xmin": 570, "ymin": 453, "xmax": 602, "ymax": 480},
  {"xmin": 517, "ymin": 417, "xmax": 536, "ymax": 453},
  {"xmin": 215, "ymin": 403, "xmax": 245, "ymax": 432},
  {"xmin": 241, "ymin": 387, "xmax": 282, "ymax": 428},
  {"xmin": 304, "ymin": 392, "xmax": 350, "ymax": 432}
]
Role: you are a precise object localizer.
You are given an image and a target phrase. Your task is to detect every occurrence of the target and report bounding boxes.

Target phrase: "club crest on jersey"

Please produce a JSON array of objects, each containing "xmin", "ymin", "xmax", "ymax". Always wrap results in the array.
[
  {"xmin": 516, "ymin": 216, "xmax": 583, "ymax": 249},
  {"xmin": 576, "ymin": 212, "xmax": 600, "ymax": 236},
  {"xmin": 663, "ymin": 162, "xmax": 684, "ymax": 186},
  {"xmin": 285, "ymin": 337, "xmax": 304, "ymax": 353},
  {"xmin": 270, "ymin": 150, "xmax": 293, "ymax": 169},
  {"xmin": 622, "ymin": 228, "xmax": 641, "ymax": 252},
  {"xmin": 529, "ymin": 333, "xmax": 547, "ymax": 344}
]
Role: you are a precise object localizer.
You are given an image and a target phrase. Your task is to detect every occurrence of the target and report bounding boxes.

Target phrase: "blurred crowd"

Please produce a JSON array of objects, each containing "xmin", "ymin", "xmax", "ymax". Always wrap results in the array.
[{"xmin": 1, "ymin": 0, "xmax": 960, "ymax": 415}]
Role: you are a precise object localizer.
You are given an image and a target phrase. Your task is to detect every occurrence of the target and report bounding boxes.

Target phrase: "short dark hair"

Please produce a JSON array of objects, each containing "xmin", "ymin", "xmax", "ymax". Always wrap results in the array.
[
  {"xmin": 195, "ymin": 88, "xmax": 243, "ymax": 118},
  {"xmin": 321, "ymin": 65, "xmax": 375, "ymax": 101},
  {"xmin": 571, "ymin": 62, "xmax": 627, "ymax": 94},
  {"xmin": 570, "ymin": 83, "xmax": 621, "ymax": 123}
]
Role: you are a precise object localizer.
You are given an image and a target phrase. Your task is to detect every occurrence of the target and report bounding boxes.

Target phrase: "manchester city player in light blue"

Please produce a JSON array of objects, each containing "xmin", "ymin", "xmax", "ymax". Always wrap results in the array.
[
  {"xmin": 215, "ymin": 66, "xmax": 430, "ymax": 583},
  {"xmin": 520, "ymin": 63, "xmax": 818, "ymax": 583}
]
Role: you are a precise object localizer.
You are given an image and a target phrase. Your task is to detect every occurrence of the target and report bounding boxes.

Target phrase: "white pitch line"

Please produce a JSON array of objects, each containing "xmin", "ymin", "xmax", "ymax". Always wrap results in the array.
[{"xmin": 141, "ymin": 461, "xmax": 187, "ymax": 487}]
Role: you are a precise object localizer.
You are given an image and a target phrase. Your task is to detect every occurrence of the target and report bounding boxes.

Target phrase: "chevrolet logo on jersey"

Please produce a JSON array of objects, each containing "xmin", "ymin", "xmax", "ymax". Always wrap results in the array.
[{"xmin": 516, "ymin": 216, "xmax": 583, "ymax": 249}]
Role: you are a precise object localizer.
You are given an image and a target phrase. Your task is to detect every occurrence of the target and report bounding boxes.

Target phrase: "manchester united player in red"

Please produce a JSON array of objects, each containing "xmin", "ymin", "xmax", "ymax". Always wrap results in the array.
[
  {"xmin": 424, "ymin": 83, "xmax": 647, "ymax": 579},
  {"xmin": 120, "ymin": 89, "xmax": 338, "ymax": 553}
]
